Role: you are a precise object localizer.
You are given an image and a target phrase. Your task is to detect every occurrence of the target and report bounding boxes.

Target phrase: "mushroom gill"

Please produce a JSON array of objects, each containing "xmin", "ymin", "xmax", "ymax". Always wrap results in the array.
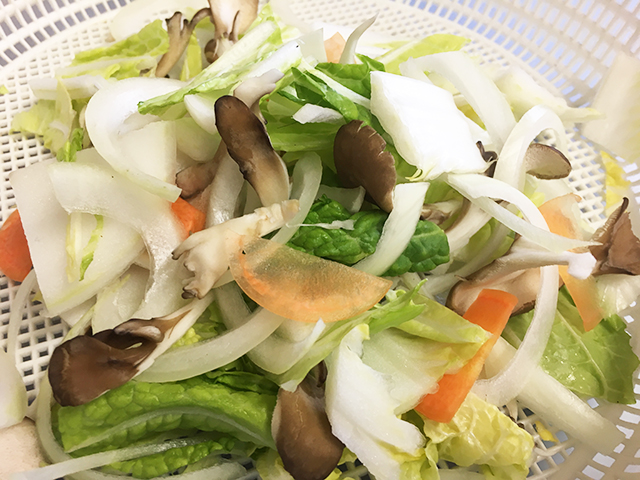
[
  {"xmin": 215, "ymin": 95, "xmax": 290, "ymax": 206},
  {"xmin": 48, "ymin": 315, "xmax": 183, "ymax": 407},
  {"xmin": 271, "ymin": 366, "xmax": 344, "ymax": 480},
  {"xmin": 333, "ymin": 120, "xmax": 397, "ymax": 213}
]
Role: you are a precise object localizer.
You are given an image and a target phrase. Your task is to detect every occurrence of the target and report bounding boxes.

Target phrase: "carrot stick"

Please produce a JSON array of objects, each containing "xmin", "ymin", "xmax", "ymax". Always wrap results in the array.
[
  {"xmin": 0, "ymin": 209, "xmax": 32, "ymax": 282},
  {"xmin": 415, "ymin": 289, "xmax": 518, "ymax": 423},
  {"xmin": 539, "ymin": 194, "xmax": 604, "ymax": 331},
  {"xmin": 171, "ymin": 197, "xmax": 206, "ymax": 237}
]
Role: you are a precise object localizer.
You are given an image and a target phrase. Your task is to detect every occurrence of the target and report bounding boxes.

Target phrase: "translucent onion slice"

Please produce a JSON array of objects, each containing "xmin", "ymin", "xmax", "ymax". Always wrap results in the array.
[
  {"xmin": 292, "ymin": 104, "xmax": 344, "ymax": 124},
  {"xmin": 84, "ymin": 77, "xmax": 184, "ymax": 201},
  {"xmin": 10, "ymin": 162, "xmax": 144, "ymax": 317},
  {"xmin": 271, "ymin": 153, "xmax": 323, "ymax": 244},
  {"xmin": 446, "ymin": 173, "xmax": 595, "ymax": 253},
  {"xmin": 184, "ymin": 94, "xmax": 218, "ymax": 135},
  {"xmin": 48, "ymin": 162, "xmax": 189, "ymax": 319},
  {"xmin": 484, "ymin": 338, "xmax": 625, "ymax": 453},
  {"xmin": 339, "ymin": 16, "xmax": 377, "ymax": 64},
  {"xmin": 0, "ymin": 346, "xmax": 27, "ymax": 429},
  {"xmin": 205, "ymin": 152, "xmax": 246, "ymax": 228},
  {"xmin": 354, "ymin": 182, "xmax": 429, "ymax": 276},
  {"xmin": 412, "ymin": 51, "xmax": 516, "ymax": 150},
  {"xmin": 494, "ymin": 104, "xmax": 567, "ymax": 191},
  {"xmin": 215, "ymin": 282, "xmax": 326, "ymax": 375},
  {"xmin": 137, "ymin": 304, "xmax": 284, "ymax": 383}
]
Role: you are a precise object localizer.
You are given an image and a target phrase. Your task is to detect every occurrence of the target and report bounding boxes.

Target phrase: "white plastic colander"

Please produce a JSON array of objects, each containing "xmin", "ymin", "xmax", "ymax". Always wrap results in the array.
[{"xmin": 1, "ymin": 0, "xmax": 639, "ymax": 478}]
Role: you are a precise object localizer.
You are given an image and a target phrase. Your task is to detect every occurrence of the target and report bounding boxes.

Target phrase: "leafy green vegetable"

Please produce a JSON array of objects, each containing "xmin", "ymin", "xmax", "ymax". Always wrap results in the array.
[
  {"xmin": 180, "ymin": 33, "xmax": 203, "ymax": 82},
  {"xmin": 274, "ymin": 282, "xmax": 426, "ymax": 388},
  {"xmin": 0, "ymin": 85, "xmax": 8, "ymax": 95},
  {"xmin": 504, "ymin": 287, "xmax": 640, "ymax": 404},
  {"xmin": 172, "ymin": 303, "xmax": 226, "ymax": 349},
  {"xmin": 106, "ymin": 437, "xmax": 235, "ymax": 479},
  {"xmin": 376, "ymin": 34, "xmax": 469, "ymax": 75},
  {"xmin": 57, "ymin": 128, "xmax": 85, "ymax": 163},
  {"xmin": 54, "ymin": 372, "xmax": 278, "ymax": 457},
  {"xmin": 420, "ymin": 393, "xmax": 533, "ymax": 479},
  {"xmin": 287, "ymin": 196, "xmax": 449, "ymax": 276},
  {"xmin": 12, "ymin": 80, "xmax": 77, "ymax": 153},
  {"xmin": 67, "ymin": 19, "xmax": 168, "ymax": 80},
  {"xmin": 138, "ymin": 7, "xmax": 297, "ymax": 116}
]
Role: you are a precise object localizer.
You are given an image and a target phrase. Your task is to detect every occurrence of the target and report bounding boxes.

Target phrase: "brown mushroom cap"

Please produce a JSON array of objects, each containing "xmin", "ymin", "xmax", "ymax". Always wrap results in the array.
[
  {"xmin": 590, "ymin": 198, "xmax": 640, "ymax": 275},
  {"xmin": 48, "ymin": 330, "xmax": 155, "ymax": 407},
  {"xmin": 333, "ymin": 120, "xmax": 396, "ymax": 213},
  {"xmin": 48, "ymin": 316, "xmax": 182, "ymax": 407},
  {"xmin": 215, "ymin": 95, "xmax": 289, "ymax": 206},
  {"xmin": 271, "ymin": 370, "xmax": 344, "ymax": 480},
  {"xmin": 524, "ymin": 143, "xmax": 572, "ymax": 180}
]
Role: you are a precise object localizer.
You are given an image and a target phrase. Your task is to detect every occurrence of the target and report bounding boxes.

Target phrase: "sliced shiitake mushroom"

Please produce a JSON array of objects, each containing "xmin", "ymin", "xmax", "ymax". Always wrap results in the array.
[
  {"xmin": 333, "ymin": 120, "xmax": 396, "ymax": 213},
  {"xmin": 215, "ymin": 95, "xmax": 289, "ymax": 206},
  {"xmin": 48, "ymin": 316, "xmax": 182, "ymax": 407},
  {"xmin": 272, "ymin": 366, "xmax": 344, "ymax": 480}
]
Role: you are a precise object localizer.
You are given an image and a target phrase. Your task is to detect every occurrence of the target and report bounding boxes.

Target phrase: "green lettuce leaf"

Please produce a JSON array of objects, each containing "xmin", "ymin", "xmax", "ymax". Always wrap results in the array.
[
  {"xmin": 287, "ymin": 196, "xmax": 450, "ymax": 275},
  {"xmin": 138, "ymin": 6, "xmax": 296, "ymax": 116},
  {"xmin": 12, "ymin": 80, "xmax": 77, "ymax": 153},
  {"xmin": 105, "ymin": 437, "xmax": 236, "ymax": 479},
  {"xmin": 172, "ymin": 302, "xmax": 226, "ymax": 349},
  {"xmin": 376, "ymin": 34, "xmax": 469, "ymax": 75},
  {"xmin": 57, "ymin": 127, "xmax": 85, "ymax": 162},
  {"xmin": 180, "ymin": 32, "xmax": 203, "ymax": 82},
  {"xmin": 54, "ymin": 371, "xmax": 278, "ymax": 457},
  {"xmin": 67, "ymin": 19, "xmax": 168, "ymax": 80},
  {"xmin": 420, "ymin": 393, "xmax": 534, "ymax": 479},
  {"xmin": 274, "ymin": 283, "xmax": 426, "ymax": 389},
  {"xmin": 503, "ymin": 287, "xmax": 639, "ymax": 404}
]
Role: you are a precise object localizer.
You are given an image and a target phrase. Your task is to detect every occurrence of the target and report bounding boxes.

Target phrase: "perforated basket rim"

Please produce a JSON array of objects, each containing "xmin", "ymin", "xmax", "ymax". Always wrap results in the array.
[{"xmin": 1, "ymin": 1, "xmax": 640, "ymax": 479}]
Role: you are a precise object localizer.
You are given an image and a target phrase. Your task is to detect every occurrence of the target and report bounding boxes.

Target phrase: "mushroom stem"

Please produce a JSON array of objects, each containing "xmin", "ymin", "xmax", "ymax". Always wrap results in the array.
[{"xmin": 156, "ymin": 8, "xmax": 211, "ymax": 78}]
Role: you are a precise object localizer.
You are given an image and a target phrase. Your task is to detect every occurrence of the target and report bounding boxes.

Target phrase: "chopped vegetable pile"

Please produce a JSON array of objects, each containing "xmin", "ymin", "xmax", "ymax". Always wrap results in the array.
[{"xmin": 2, "ymin": 1, "xmax": 640, "ymax": 480}]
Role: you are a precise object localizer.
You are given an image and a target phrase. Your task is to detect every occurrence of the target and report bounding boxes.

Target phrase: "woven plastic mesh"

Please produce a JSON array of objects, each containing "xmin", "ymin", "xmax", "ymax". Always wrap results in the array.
[{"xmin": 1, "ymin": 0, "xmax": 640, "ymax": 478}]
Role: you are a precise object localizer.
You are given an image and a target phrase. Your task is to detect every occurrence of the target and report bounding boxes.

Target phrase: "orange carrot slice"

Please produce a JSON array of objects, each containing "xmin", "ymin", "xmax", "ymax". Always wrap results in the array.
[
  {"xmin": 415, "ymin": 289, "xmax": 518, "ymax": 423},
  {"xmin": 539, "ymin": 194, "xmax": 604, "ymax": 331},
  {"xmin": 0, "ymin": 209, "xmax": 32, "ymax": 282},
  {"xmin": 171, "ymin": 197, "xmax": 206, "ymax": 237},
  {"xmin": 229, "ymin": 235, "xmax": 392, "ymax": 323},
  {"xmin": 324, "ymin": 33, "xmax": 346, "ymax": 63}
]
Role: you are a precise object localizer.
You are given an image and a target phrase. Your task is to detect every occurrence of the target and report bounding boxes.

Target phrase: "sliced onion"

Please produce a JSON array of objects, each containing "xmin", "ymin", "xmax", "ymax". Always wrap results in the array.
[
  {"xmin": 412, "ymin": 51, "xmax": 516, "ymax": 150},
  {"xmin": 175, "ymin": 117, "xmax": 222, "ymax": 162},
  {"xmin": 48, "ymin": 162, "xmax": 189, "ymax": 319},
  {"xmin": 484, "ymin": 338, "xmax": 624, "ymax": 453},
  {"xmin": 271, "ymin": 153, "xmax": 323, "ymax": 244},
  {"xmin": 84, "ymin": 77, "xmax": 185, "ymax": 201},
  {"xmin": 292, "ymin": 104, "xmax": 344, "ymax": 124},
  {"xmin": 29, "ymin": 76, "xmax": 111, "ymax": 101},
  {"xmin": 206, "ymin": 152, "xmax": 246, "ymax": 228},
  {"xmin": 184, "ymin": 94, "xmax": 218, "ymax": 135},
  {"xmin": 446, "ymin": 173, "xmax": 595, "ymax": 253},
  {"xmin": 494, "ymin": 105, "xmax": 567, "ymax": 191},
  {"xmin": 137, "ymin": 289, "xmax": 284, "ymax": 382},
  {"xmin": 354, "ymin": 182, "xmax": 429, "ymax": 276},
  {"xmin": 339, "ymin": 16, "xmax": 377, "ymax": 64},
  {"xmin": 10, "ymin": 161, "xmax": 144, "ymax": 316},
  {"xmin": 7, "ymin": 271, "xmax": 37, "ymax": 362}
]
